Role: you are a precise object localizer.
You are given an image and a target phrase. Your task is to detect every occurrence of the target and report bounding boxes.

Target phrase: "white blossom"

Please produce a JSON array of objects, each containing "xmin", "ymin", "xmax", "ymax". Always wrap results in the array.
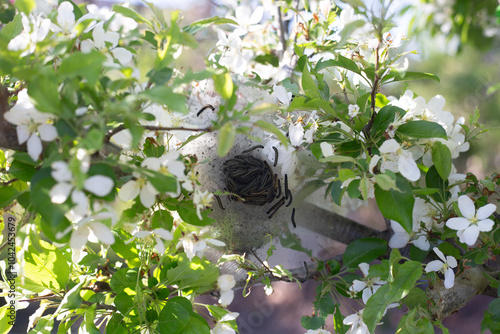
[
  {"xmin": 348, "ymin": 104, "xmax": 360, "ymax": 118},
  {"xmin": 4, "ymin": 89, "xmax": 57, "ymax": 161},
  {"xmin": 379, "ymin": 139, "xmax": 420, "ymax": 182},
  {"xmin": 349, "ymin": 263, "xmax": 387, "ymax": 304},
  {"xmin": 8, "ymin": 13, "xmax": 50, "ymax": 56},
  {"xmin": 177, "ymin": 228, "xmax": 225, "ymax": 261},
  {"xmin": 211, "ymin": 312, "xmax": 239, "ymax": 334},
  {"xmin": 126, "ymin": 228, "xmax": 173, "ymax": 254},
  {"xmin": 446, "ymin": 195, "xmax": 496, "ymax": 246},
  {"xmin": 425, "ymin": 247, "xmax": 457, "ymax": 289},
  {"xmin": 343, "ymin": 309, "xmax": 369, "ymax": 334}
]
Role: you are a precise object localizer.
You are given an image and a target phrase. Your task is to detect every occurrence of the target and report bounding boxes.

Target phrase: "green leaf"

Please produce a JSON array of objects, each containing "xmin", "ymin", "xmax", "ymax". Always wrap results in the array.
[
  {"xmin": 147, "ymin": 171, "xmax": 178, "ymax": 193},
  {"xmin": 185, "ymin": 16, "xmax": 238, "ymax": 34},
  {"xmin": 176, "ymin": 203, "xmax": 214, "ymax": 227},
  {"xmin": 59, "ymin": 282, "xmax": 84, "ymax": 310},
  {"xmin": 301, "ymin": 315, "xmax": 325, "ymax": 330},
  {"xmin": 217, "ymin": 122, "xmax": 236, "ymax": 157},
  {"xmin": 488, "ymin": 298, "xmax": 500, "ymax": 322},
  {"xmin": 371, "ymin": 105, "xmax": 404, "ymax": 137},
  {"xmin": 0, "ymin": 186, "xmax": 19, "ymax": 207},
  {"xmin": 27, "ymin": 71, "xmax": 62, "ymax": 114},
  {"xmin": 59, "ymin": 51, "xmax": 106, "ymax": 86},
  {"xmin": 385, "ymin": 261, "xmax": 423, "ymax": 302},
  {"xmin": 387, "ymin": 71, "xmax": 440, "ymax": 83},
  {"xmin": 213, "ymin": 72, "xmax": 234, "ymax": 100},
  {"xmin": 298, "ymin": 56, "xmax": 322, "ymax": 99},
  {"xmin": 112, "ymin": 5, "xmax": 152, "ymax": 27},
  {"xmin": 158, "ymin": 300, "xmax": 190, "ymax": 334},
  {"xmin": 431, "ymin": 142, "xmax": 452, "ymax": 180},
  {"xmin": 316, "ymin": 55, "xmax": 362, "ymax": 75},
  {"xmin": 166, "ymin": 254, "xmax": 219, "ymax": 291},
  {"xmin": 375, "ymin": 174, "xmax": 415, "ymax": 234},
  {"xmin": 24, "ymin": 240, "xmax": 70, "ymax": 291},
  {"xmin": 343, "ymin": 238, "xmax": 387, "ymax": 270},
  {"xmin": 255, "ymin": 120, "xmax": 288, "ymax": 146},
  {"xmin": 111, "ymin": 229, "xmax": 141, "ymax": 268},
  {"xmin": 180, "ymin": 314, "xmax": 210, "ymax": 334},
  {"xmin": 114, "ymin": 291, "xmax": 135, "ymax": 315},
  {"xmin": 9, "ymin": 158, "xmax": 37, "ymax": 181},
  {"xmin": 321, "ymin": 155, "xmax": 357, "ymax": 164},
  {"xmin": 374, "ymin": 173, "xmax": 398, "ymax": 191},
  {"xmin": 14, "ymin": 0, "xmax": 35, "ymax": 14},
  {"xmin": 0, "ymin": 306, "xmax": 14, "ymax": 334},
  {"xmin": 151, "ymin": 210, "xmax": 174, "ymax": 230},
  {"xmin": 396, "ymin": 121, "xmax": 447, "ymax": 139},
  {"xmin": 363, "ymin": 284, "xmax": 391, "ymax": 333},
  {"xmin": 403, "ymin": 287, "xmax": 428, "ymax": 309},
  {"xmin": 0, "ymin": 14, "xmax": 22, "ymax": 51},
  {"xmin": 110, "ymin": 268, "xmax": 140, "ymax": 295},
  {"xmin": 141, "ymin": 86, "xmax": 188, "ymax": 113},
  {"xmin": 147, "ymin": 67, "xmax": 173, "ymax": 85}
]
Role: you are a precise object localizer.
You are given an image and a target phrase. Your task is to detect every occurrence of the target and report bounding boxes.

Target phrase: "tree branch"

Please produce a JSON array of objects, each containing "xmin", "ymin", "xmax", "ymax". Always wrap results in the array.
[{"xmin": 104, "ymin": 124, "xmax": 212, "ymax": 143}]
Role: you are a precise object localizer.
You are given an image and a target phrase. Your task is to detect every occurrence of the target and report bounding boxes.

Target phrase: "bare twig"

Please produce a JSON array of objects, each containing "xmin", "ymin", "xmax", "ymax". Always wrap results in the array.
[{"xmin": 104, "ymin": 124, "xmax": 212, "ymax": 142}]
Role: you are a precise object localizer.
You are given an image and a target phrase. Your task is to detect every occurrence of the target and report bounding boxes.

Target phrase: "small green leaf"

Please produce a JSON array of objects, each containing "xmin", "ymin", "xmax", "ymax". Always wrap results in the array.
[
  {"xmin": 343, "ymin": 238, "xmax": 387, "ymax": 270},
  {"xmin": 185, "ymin": 16, "xmax": 238, "ymax": 34},
  {"xmin": 301, "ymin": 315, "xmax": 325, "ymax": 330},
  {"xmin": 431, "ymin": 142, "xmax": 452, "ymax": 181},
  {"xmin": 217, "ymin": 122, "xmax": 236, "ymax": 157},
  {"xmin": 298, "ymin": 56, "xmax": 322, "ymax": 99},
  {"xmin": 255, "ymin": 120, "xmax": 288, "ymax": 146},
  {"xmin": 213, "ymin": 72, "xmax": 234, "ymax": 100},
  {"xmin": 397, "ymin": 121, "xmax": 447, "ymax": 139}
]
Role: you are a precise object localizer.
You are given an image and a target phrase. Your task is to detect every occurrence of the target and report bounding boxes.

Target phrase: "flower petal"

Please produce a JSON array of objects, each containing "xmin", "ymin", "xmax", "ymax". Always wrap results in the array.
[
  {"xmin": 50, "ymin": 182, "xmax": 73, "ymax": 204},
  {"xmin": 398, "ymin": 155, "xmax": 420, "ymax": 181},
  {"xmin": 16, "ymin": 125, "xmax": 30, "ymax": 144},
  {"xmin": 478, "ymin": 219, "xmax": 495, "ymax": 232},
  {"xmin": 433, "ymin": 247, "xmax": 446, "ymax": 262},
  {"xmin": 463, "ymin": 225, "xmax": 480, "ymax": 246},
  {"xmin": 140, "ymin": 186, "xmax": 157, "ymax": 208},
  {"xmin": 84, "ymin": 175, "xmax": 114, "ymax": 197},
  {"xmin": 27, "ymin": 133, "xmax": 42, "ymax": 161},
  {"xmin": 425, "ymin": 260, "xmax": 443, "ymax": 273},
  {"xmin": 458, "ymin": 195, "xmax": 475, "ymax": 220},
  {"xmin": 476, "ymin": 204, "xmax": 496, "ymax": 220},
  {"xmin": 153, "ymin": 228, "xmax": 173, "ymax": 241},
  {"xmin": 444, "ymin": 268, "xmax": 455, "ymax": 289},
  {"xmin": 379, "ymin": 139, "xmax": 400, "ymax": 154},
  {"xmin": 118, "ymin": 180, "xmax": 140, "ymax": 202},
  {"xmin": 445, "ymin": 217, "xmax": 470, "ymax": 231},
  {"xmin": 90, "ymin": 222, "xmax": 115, "ymax": 245},
  {"xmin": 38, "ymin": 124, "xmax": 58, "ymax": 141}
]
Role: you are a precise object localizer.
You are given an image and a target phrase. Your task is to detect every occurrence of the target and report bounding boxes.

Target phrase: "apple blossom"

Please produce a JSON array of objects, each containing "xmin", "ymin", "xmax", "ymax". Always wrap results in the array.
[
  {"xmin": 445, "ymin": 195, "xmax": 496, "ymax": 246},
  {"xmin": 211, "ymin": 312, "xmax": 239, "ymax": 334},
  {"xmin": 3, "ymin": 89, "xmax": 58, "ymax": 162},
  {"xmin": 425, "ymin": 247, "xmax": 457, "ymax": 289},
  {"xmin": 126, "ymin": 228, "xmax": 173, "ymax": 254},
  {"xmin": 378, "ymin": 139, "xmax": 420, "ymax": 182},
  {"xmin": 7, "ymin": 13, "xmax": 50, "ymax": 56},
  {"xmin": 349, "ymin": 263, "xmax": 387, "ymax": 304}
]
